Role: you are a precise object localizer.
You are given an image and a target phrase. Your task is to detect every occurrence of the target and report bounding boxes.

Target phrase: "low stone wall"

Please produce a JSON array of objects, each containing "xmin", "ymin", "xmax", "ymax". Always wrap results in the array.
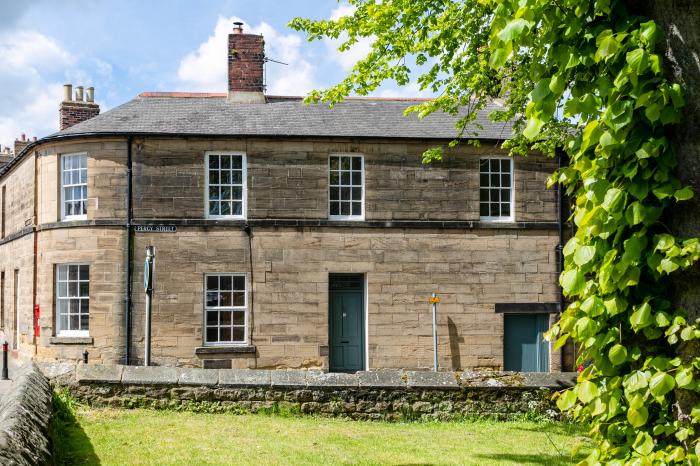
[
  {"xmin": 0, "ymin": 364, "xmax": 53, "ymax": 466},
  {"xmin": 52, "ymin": 364, "xmax": 577, "ymax": 421}
]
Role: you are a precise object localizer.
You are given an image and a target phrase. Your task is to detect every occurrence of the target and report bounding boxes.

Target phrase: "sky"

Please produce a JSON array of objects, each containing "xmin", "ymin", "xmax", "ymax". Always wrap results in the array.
[{"xmin": 0, "ymin": 0, "xmax": 434, "ymax": 150}]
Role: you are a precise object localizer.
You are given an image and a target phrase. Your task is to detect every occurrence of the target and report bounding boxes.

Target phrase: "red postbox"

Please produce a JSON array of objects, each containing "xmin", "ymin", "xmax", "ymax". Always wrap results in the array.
[{"xmin": 34, "ymin": 304, "xmax": 40, "ymax": 337}]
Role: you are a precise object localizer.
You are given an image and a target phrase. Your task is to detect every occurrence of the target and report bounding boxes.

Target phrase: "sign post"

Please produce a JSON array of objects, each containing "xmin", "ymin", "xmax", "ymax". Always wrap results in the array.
[
  {"xmin": 429, "ymin": 293, "xmax": 440, "ymax": 371},
  {"xmin": 144, "ymin": 246, "xmax": 155, "ymax": 366}
]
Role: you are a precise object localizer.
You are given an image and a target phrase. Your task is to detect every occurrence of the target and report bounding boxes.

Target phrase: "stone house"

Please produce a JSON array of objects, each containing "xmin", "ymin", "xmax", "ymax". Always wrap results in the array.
[{"xmin": 0, "ymin": 23, "xmax": 568, "ymax": 372}]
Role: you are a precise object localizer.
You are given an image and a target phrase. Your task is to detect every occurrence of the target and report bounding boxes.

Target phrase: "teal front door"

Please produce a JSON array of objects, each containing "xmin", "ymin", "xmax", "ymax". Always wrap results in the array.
[
  {"xmin": 329, "ymin": 274, "xmax": 365, "ymax": 372},
  {"xmin": 504, "ymin": 313, "xmax": 549, "ymax": 372}
]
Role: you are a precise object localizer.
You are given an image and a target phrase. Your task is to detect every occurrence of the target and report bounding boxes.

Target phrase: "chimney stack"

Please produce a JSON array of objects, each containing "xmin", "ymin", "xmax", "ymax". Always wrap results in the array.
[
  {"xmin": 59, "ymin": 83, "xmax": 100, "ymax": 130},
  {"xmin": 228, "ymin": 22, "xmax": 265, "ymax": 103},
  {"xmin": 14, "ymin": 133, "xmax": 30, "ymax": 155}
]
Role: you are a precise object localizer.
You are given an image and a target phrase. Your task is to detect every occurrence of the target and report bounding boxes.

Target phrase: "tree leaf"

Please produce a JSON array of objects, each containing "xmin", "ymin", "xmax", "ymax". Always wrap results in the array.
[
  {"xmin": 632, "ymin": 431, "xmax": 654, "ymax": 456},
  {"xmin": 609, "ymin": 344, "xmax": 627, "ymax": 366},
  {"xmin": 596, "ymin": 35, "xmax": 619, "ymax": 62},
  {"xmin": 574, "ymin": 245, "xmax": 596, "ymax": 266},
  {"xmin": 649, "ymin": 371, "xmax": 675, "ymax": 397},
  {"xmin": 675, "ymin": 367, "xmax": 693, "ymax": 388},
  {"xmin": 497, "ymin": 18, "xmax": 532, "ymax": 42},
  {"xmin": 602, "ymin": 188, "xmax": 624, "ymax": 212},
  {"xmin": 630, "ymin": 302, "xmax": 652, "ymax": 330},
  {"xmin": 523, "ymin": 115, "xmax": 545, "ymax": 140},
  {"xmin": 578, "ymin": 380, "xmax": 598, "ymax": 403},
  {"xmin": 560, "ymin": 269, "xmax": 585, "ymax": 296},
  {"xmin": 627, "ymin": 406, "xmax": 648, "ymax": 427},
  {"xmin": 674, "ymin": 186, "xmax": 694, "ymax": 201},
  {"xmin": 556, "ymin": 389, "xmax": 577, "ymax": 411}
]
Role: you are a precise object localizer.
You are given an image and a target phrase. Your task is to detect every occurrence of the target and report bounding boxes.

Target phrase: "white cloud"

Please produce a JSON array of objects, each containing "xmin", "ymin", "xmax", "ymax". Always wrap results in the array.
[
  {"xmin": 325, "ymin": 4, "xmax": 373, "ymax": 71},
  {"xmin": 177, "ymin": 16, "xmax": 317, "ymax": 95},
  {"xmin": 0, "ymin": 31, "xmax": 75, "ymax": 149}
]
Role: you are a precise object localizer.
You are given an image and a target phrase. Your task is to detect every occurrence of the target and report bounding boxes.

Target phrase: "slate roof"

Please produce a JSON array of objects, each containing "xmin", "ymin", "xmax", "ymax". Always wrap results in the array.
[{"xmin": 53, "ymin": 93, "xmax": 513, "ymax": 141}]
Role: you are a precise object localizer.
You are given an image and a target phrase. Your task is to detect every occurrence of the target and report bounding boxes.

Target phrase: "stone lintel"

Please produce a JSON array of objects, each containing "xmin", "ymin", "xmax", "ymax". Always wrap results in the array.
[{"xmin": 194, "ymin": 346, "xmax": 256, "ymax": 355}]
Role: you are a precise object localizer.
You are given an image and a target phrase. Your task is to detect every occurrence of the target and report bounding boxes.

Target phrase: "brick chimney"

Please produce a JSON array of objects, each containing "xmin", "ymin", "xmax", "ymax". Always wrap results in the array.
[
  {"xmin": 14, "ymin": 133, "xmax": 30, "ymax": 155},
  {"xmin": 228, "ymin": 22, "xmax": 265, "ymax": 103},
  {"xmin": 59, "ymin": 84, "xmax": 100, "ymax": 130}
]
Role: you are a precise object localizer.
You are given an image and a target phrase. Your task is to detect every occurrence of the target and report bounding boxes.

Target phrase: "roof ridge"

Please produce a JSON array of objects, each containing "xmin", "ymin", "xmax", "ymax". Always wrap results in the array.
[{"xmin": 138, "ymin": 92, "xmax": 433, "ymax": 102}]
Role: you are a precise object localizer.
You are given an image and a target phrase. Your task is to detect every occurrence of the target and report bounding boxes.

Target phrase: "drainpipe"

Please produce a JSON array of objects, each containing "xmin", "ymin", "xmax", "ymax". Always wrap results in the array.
[
  {"xmin": 244, "ymin": 223, "xmax": 256, "ymax": 367},
  {"xmin": 124, "ymin": 136, "xmax": 133, "ymax": 365},
  {"xmin": 556, "ymin": 148, "xmax": 565, "ymax": 371}
]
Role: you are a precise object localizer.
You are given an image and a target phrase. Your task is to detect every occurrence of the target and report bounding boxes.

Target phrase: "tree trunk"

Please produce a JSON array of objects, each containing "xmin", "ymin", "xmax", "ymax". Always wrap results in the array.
[{"xmin": 633, "ymin": 0, "xmax": 700, "ymax": 423}]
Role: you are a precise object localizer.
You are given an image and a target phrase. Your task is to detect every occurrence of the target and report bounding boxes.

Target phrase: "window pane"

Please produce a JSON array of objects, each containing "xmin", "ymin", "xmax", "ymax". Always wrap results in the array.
[
  {"xmin": 233, "ymin": 292, "xmax": 245, "ymax": 306},
  {"xmin": 352, "ymin": 157, "xmax": 361, "ymax": 170},
  {"xmin": 480, "ymin": 159, "xmax": 489, "ymax": 172},
  {"xmin": 221, "ymin": 156, "xmax": 231, "ymax": 169},
  {"xmin": 220, "ymin": 276, "xmax": 232, "ymax": 290},
  {"xmin": 501, "ymin": 174, "xmax": 511, "ymax": 187},
  {"xmin": 80, "ymin": 313, "xmax": 89, "ymax": 330},
  {"xmin": 219, "ymin": 311, "xmax": 232, "ymax": 326},
  {"xmin": 232, "ymin": 202, "xmax": 242, "ymax": 216},
  {"xmin": 341, "ymin": 158, "xmax": 350, "ymax": 170},
  {"xmin": 231, "ymin": 171, "xmax": 242, "ymax": 184},
  {"xmin": 208, "ymin": 202, "xmax": 219, "ymax": 216},
  {"xmin": 352, "ymin": 202, "xmax": 362, "ymax": 216},
  {"xmin": 351, "ymin": 188, "xmax": 361, "ymax": 201},
  {"xmin": 209, "ymin": 171, "xmax": 219, "ymax": 185},
  {"xmin": 233, "ymin": 276, "xmax": 245, "ymax": 290},
  {"xmin": 501, "ymin": 203, "xmax": 511, "ymax": 217},
  {"xmin": 480, "ymin": 202, "xmax": 490, "ymax": 217},
  {"xmin": 329, "ymin": 172, "xmax": 339, "ymax": 185},
  {"xmin": 232, "ymin": 311, "xmax": 245, "ymax": 326},
  {"xmin": 232, "ymin": 327, "xmax": 245, "ymax": 342},
  {"xmin": 221, "ymin": 171, "xmax": 231, "ymax": 185},
  {"xmin": 231, "ymin": 187, "xmax": 242, "ymax": 201},
  {"xmin": 206, "ymin": 327, "xmax": 218, "ymax": 342},
  {"xmin": 491, "ymin": 189, "xmax": 500, "ymax": 203},
  {"xmin": 341, "ymin": 202, "xmax": 350, "ymax": 216},
  {"xmin": 58, "ymin": 266, "xmax": 68, "ymax": 281},
  {"xmin": 79, "ymin": 265, "xmax": 89, "ymax": 280},
  {"xmin": 220, "ymin": 292, "xmax": 232, "ymax": 307},
  {"xmin": 341, "ymin": 187, "xmax": 350, "ymax": 201},
  {"xmin": 231, "ymin": 156, "xmax": 242, "ymax": 169},
  {"xmin": 330, "ymin": 187, "xmax": 339, "ymax": 202},
  {"xmin": 501, "ymin": 189, "xmax": 510, "ymax": 202},
  {"xmin": 209, "ymin": 155, "xmax": 219, "ymax": 169},
  {"xmin": 206, "ymin": 311, "xmax": 218, "ymax": 325},
  {"xmin": 220, "ymin": 327, "xmax": 231, "ymax": 342},
  {"xmin": 352, "ymin": 172, "xmax": 361, "ymax": 185},
  {"xmin": 490, "ymin": 174, "xmax": 500, "ymax": 186},
  {"xmin": 206, "ymin": 291, "xmax": 218, "ymax": 307},
  {"xmin": 220, "ymin": 202, "xmax": 231, "ymax": 216},
  {"xmin": 70, "ymin": 314, "xmax": 79, "ymax": 330},
  {"xmin": 329, "ymin": 157, "xmax": 339, "ymax": 170},
  {"xmin": 209, "ymin": 186, "xmax": 219, "ymax": 201},
  {"xmin": 79, "ymin": 282, "xmax": 89, "ymax": 296},
  {"xmin": 341, "ymin": 172, "xmax": 350, "ymax": 185},
  {"xmin": 330, "ymin": 202, "xmax": 339, "ymax": 216}
]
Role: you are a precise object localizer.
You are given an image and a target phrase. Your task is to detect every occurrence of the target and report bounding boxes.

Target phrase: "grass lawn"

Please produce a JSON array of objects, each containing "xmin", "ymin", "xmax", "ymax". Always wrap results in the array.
[{"xmin": 56, "ymin": 408, "xmax": 591, "ymax": 465}]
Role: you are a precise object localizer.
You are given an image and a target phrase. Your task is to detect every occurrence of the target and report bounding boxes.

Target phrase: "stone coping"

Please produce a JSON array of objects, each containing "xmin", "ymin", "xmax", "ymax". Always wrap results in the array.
[{"xmin": 63, "ymin": 364, "xmax": 577, "ymax": 390}]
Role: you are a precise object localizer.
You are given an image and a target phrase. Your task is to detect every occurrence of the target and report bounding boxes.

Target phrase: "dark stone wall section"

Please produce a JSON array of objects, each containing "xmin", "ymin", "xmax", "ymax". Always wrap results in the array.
[
  {"xmin": 49, "ymin": 364, "xmax": 576, "ymax": 421},
  {"xmin": 0, "ymin": 364, "xmax": 53, "ymax": 466}
]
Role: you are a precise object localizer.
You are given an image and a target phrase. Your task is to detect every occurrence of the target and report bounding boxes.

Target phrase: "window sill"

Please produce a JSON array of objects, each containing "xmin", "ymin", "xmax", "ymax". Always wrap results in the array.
[
  {"xmin": 195, "ymin": 345, "xmax": 256, "ymax": 355},
  {"xmin": 50, "ymin": 336, "xmax": 93, "ymax": 345}
]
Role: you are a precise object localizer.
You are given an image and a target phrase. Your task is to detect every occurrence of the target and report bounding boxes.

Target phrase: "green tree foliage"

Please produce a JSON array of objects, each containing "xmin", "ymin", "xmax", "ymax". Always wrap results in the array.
[{"xmin": 291, "ymin": 1, "xmax": 700, "ymax": 463}]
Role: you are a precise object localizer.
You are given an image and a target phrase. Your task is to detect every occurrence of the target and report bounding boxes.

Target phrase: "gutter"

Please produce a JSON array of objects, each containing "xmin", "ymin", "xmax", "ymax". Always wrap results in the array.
[
  {"xmin": 125, "ymin": 136, "xmax": 133, "ymax": 365},
  {"xmin": 556, "ymin": 148, "xmax": 566, "ymax": 371}
]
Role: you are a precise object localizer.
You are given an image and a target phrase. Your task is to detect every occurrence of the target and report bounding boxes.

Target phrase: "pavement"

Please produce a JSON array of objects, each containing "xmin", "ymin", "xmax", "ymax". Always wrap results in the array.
[{"xmin": 0, "ymin": 354, "xmax": 23, "ymax": 398}]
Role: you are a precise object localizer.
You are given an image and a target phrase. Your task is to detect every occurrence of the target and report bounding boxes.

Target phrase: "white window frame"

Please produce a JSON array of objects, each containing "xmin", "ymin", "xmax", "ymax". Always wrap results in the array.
[
  {"xmin": 55, "ymin": 263, "xmax": 90, "ymax": 337},
  {"xmin": 204, "ymin": 151, "xmax": 247, "ymax": 220},
  {"xmin": 479, "ymin": 156, "xmax": 515, "ymax": 222},
  {"xmin": 203, "ymin": 273, "xmax": 248, "ymax": 346},
  {"xmin": 328, "ymin": 153, "xmax": 365, "ymax": 221},
  {"xmin": 60, "ymin": 153, "xmax": 88, "ymax": 221}
]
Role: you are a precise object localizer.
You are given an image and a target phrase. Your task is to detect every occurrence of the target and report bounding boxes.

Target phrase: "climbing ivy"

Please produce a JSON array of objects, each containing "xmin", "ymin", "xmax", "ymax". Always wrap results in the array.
[{"xmin": 292, "ymin": 1, "xmax": 700, "ymax": 463}]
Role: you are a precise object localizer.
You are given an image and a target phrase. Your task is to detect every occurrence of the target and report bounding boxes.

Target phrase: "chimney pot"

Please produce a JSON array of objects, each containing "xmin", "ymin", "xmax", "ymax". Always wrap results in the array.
[
  {"xmin": 75, "ymin": 86, "xmax": 84, "ymax": 102},
  {"xmin": 233, "ymin": 21, "xmax": 244, "ymax": 34},
  {"xmin": 63, "ymin": 84, "xmax": 73, "ymax": 102},
  {"xmin": 32, "ymin": 136, "xmax": 37, "ymax": 142},
  {"xmin": 86, "ymin": 87, "xmax": 95, "ymax": 103},
  {"xmin": 21, "ymin": 133, "xmax": 26, "ymax": 141}
]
